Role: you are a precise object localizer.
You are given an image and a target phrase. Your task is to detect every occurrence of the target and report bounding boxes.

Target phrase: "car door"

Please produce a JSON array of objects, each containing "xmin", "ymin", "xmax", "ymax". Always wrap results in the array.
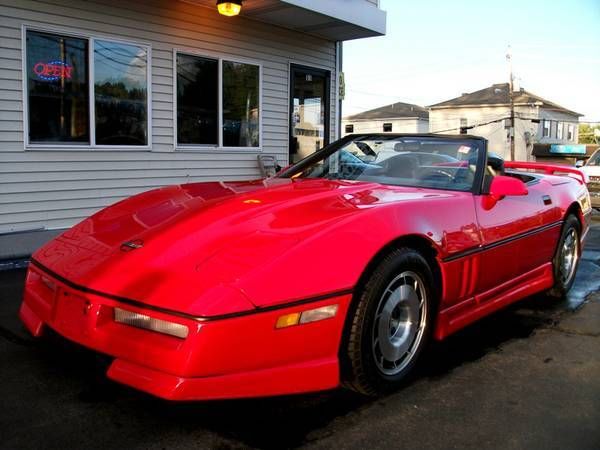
[{"xmin": 473, "ymin": 175, "xmax": 562, "ymax": 296}]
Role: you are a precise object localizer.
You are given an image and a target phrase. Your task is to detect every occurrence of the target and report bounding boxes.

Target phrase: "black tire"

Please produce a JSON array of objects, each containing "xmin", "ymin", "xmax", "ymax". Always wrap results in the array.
[
  {"xmin": 342, "ymin": 248, "xmax": 436, "ymax": 396},
  {"xmin": 548, "ymin": 214, "xmax": 581, "ymax": 298}
]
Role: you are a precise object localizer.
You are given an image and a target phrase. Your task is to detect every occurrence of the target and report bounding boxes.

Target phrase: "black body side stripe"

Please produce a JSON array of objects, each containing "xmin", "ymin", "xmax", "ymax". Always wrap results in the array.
[
  {"xmin": 442, "ymin": 220, "xmax": 563, "ymax": 263},
  {"xmin": 29, "ymin": 259, "xmax": 353, "ymax": 322}
]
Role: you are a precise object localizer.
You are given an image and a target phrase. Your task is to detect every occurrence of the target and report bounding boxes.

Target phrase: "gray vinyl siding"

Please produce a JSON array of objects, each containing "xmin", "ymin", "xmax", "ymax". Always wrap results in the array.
[{"xmin": 0, "ymin": 0, "xmax": 338, "ymax": 233}]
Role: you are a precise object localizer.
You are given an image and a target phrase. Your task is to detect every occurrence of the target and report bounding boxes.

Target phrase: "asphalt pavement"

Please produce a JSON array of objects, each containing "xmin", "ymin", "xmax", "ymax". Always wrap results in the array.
[{"xmin": 1, "ymin": 215, "xmax": 599, "ymax": 450}]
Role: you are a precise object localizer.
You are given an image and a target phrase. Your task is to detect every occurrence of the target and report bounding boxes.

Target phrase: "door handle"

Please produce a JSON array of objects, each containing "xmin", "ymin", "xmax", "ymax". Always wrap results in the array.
[{"xmin": 542, "ymin": 195, "xmax": 552, "ymax": 205}]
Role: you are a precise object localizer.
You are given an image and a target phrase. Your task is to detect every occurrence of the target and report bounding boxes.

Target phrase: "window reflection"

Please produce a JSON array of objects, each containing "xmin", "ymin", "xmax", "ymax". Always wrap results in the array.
[
  {"xmin": 176, "ymin": 54, "xmax": 219, "ymax": 145},
  {"xmin": 94, "ymin": 40, "xmax": 148, "ymax": 145},
  {"xmin": 222, "ymin": 61, "xmax": 259, "ymax": 147},
  {"xmin": 291, "ymin": 68, "xmax": 328, "ymax": 163},
  {"xmin": 26, "ymin": 31, "xmax": 89, "ymax": 143}
]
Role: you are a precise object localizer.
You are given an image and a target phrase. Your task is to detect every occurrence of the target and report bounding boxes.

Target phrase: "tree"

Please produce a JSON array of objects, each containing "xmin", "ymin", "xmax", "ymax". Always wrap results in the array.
[{"xmin": 579, "ymin": 123, "xmax": 600, "ymax": 144}]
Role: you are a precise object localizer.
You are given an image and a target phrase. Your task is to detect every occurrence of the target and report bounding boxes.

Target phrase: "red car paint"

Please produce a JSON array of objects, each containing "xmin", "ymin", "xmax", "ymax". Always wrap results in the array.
[{"xmin": 19, "ymin": 137, "xmax": 592, "ymax": 400}]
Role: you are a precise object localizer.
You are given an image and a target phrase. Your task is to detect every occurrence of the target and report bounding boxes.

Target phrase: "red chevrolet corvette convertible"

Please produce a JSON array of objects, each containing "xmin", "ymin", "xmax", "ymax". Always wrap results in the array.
[{"xmin": 20, "ymin": 134, "xmax": 592, "ymax": 400}]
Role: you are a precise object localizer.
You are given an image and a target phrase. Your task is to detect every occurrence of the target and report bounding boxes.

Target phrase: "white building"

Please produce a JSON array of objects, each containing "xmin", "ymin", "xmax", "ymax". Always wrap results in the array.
[
  {"xmin": 0, "ymin": 0, "xmax": 386, "ymax": 259},
  {"xmin": 342, "ymin": 102, "xmax": 429, "ymax": 136},
  {"xmin": 429, "ymin": 83, "xmax": 582, "ymax": 161}
]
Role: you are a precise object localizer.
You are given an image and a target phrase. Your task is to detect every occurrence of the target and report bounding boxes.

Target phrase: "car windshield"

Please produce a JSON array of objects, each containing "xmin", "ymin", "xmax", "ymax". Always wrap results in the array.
[
  {"xmin": 279, "ymin": 135, "xmax": 482, "ymax": 192},
  {"xmin": 587, "ymin": 151, "xmax": 600, "ymax": 166}
]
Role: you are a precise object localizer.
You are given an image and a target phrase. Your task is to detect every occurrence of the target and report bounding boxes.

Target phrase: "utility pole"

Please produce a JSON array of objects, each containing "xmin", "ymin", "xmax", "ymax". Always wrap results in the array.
[{"xmin": 506, "ymin": 46, "xmax": 516, "ymax": 161}]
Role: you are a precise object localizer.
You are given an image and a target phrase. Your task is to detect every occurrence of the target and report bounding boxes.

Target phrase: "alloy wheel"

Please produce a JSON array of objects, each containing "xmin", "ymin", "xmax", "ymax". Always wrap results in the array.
[
  {"xmin": 372, "ymin": 271, "xmax": 428, "ymax": 376},
  {"xmin": 559, "ymin": 228, "xmax": 579, "ymax": 285}
]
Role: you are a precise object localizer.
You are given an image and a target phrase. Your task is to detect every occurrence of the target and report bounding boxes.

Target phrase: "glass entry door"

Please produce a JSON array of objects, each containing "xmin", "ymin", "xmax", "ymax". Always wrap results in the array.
[{"xmin": 289, "ymin": 65, "xmax": 330, "ymax": 164}]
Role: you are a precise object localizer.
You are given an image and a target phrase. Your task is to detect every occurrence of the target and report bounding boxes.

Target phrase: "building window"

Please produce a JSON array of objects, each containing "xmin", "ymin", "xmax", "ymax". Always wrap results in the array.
[
  {"xmin": 176, "ymin": 52, "xmax": 261, "ymax": 148},
  {"xmin": 543, "ymin": 120, "xmax": 550, "ymax": 137},
  {"xmin": 383, "ymin": 122, "xmax": 392, "ymax": 132},
  {"xmin": 567, "ymin": 124, "xmax": 574, "ymax": 141},
  {"xmin": 222, "ymin": 61, "xmax": 260, "ymax": 147},
  {"xmin": 345, "ymin": 124, "xmax": 354, "ymax": 133},
  {"xmin": 26, "ymin": 30, "xmax": 89, "ymax": 143},
  {"xmin": 556, "ymin": 122, "xmax": 563, "ymax": 140},
  {"xmin": 460, "ymin": 118, "xmax": 468, "ymax": 134},
  {"xmin": 94, "ymin": 40, "xmax": 148, "ymax": 145},
  {"xmin": 176, "ymin": 53, "xmax": 218, "ymax": 145},
  {"xmin": 25, "ymin": 28, "xmax": 150, "ymax": 147}
]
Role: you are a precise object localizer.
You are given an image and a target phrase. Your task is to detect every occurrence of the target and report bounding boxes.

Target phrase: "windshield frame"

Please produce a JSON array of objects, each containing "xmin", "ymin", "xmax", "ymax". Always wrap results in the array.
[{"xmin": 277, "ymin": 133, "xmax": 488, "ymax": 195}]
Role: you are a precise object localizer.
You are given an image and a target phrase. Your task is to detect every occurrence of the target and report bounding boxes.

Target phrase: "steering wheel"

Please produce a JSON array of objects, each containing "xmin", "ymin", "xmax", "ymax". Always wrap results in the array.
[{"xmin": 418, "ymin": 168, "xmax": 455, "ymax": 184}]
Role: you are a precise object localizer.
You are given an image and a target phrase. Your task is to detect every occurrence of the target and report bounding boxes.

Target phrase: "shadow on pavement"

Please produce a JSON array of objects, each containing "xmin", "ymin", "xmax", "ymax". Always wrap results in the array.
[{"xmin": 9, "ymin": 288, "xmax": 590, "ymax": 449}]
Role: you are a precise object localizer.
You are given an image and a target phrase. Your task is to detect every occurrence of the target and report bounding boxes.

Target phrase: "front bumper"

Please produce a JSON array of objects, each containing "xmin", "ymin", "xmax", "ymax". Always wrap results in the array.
[{"xmin": 19, "ymin": 263, "xmax": 351, "ymax": 400}]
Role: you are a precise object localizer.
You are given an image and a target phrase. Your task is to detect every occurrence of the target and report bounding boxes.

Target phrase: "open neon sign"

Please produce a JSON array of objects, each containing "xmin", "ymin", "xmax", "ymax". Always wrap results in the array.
[{"xmin": 33, "ymin": 60, "xmax": 73, "ymax": 81}]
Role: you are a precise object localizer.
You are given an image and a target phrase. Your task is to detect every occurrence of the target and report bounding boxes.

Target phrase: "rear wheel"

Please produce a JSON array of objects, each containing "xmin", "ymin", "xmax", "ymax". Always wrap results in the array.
[
  {"xmin": 342, "ymin": 248, "xmax": 435, "ymax": 395},
  {"xmin": 548, "ymin": 214, "xmax": 581, "ymax": 298}
]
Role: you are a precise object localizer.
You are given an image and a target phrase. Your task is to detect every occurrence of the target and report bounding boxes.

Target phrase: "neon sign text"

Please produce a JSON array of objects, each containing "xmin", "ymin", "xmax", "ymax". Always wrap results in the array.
[{"xmin": 33, "ymin": 60, "xmax": 73, "ymax": 81}]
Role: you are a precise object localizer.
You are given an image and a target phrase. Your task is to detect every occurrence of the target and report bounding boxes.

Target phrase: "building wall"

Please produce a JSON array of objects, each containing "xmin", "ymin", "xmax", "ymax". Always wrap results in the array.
[
  {"xmin": 429, "ymin": 106, "xmax": 579, "ymax": 161},
  {"xmin": 536, "ymin": 109, "xmax": 580, "ymax": 145},
  {"xmin": 0, "ymin": 0, "xmax": 338, "ymax": 238},
  {"xmin": 342, "ymin": 118, "xmax": 428, "ymax": 136},
  {"xmin": 429, "ymin": 106, "xmax": 518, "ymax": 158}
]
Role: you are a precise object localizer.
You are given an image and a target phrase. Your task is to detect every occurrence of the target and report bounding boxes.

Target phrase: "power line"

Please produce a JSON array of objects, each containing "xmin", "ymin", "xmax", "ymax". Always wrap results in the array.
[{"xmin": 431, "ymin": 116, "xmax": 511, "ymax": 134}]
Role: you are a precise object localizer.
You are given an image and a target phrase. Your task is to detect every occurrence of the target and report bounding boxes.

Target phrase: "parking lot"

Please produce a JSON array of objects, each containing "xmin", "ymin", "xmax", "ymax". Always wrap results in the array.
[{"xmin": 1, "ymin": 215, "xmax": 599, "ymax": 450}]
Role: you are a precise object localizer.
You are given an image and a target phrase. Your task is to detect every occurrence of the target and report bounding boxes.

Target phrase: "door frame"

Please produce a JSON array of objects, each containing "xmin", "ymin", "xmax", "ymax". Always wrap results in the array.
[{"xmin": 289, "ymin": 64, "xmax": 331, "ymax": 163}]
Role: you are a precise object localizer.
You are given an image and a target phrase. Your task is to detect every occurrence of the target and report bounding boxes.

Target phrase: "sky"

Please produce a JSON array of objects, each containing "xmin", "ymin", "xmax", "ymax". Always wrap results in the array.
[{"xmin": 342, "ymin": 0, "xmax": 600, "ymax": 122}]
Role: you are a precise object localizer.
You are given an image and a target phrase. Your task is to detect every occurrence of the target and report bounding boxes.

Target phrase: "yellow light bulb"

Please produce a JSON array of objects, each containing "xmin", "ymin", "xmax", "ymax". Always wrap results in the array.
[{"xmin": 217, "ymin": 2, "xmax": 242, "ymax": 16}]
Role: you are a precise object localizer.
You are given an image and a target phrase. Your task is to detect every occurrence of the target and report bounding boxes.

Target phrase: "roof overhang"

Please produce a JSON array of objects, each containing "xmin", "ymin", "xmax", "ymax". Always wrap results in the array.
[
  {"xmin": 429, "ymin": 103, "xmax": 516, "ymax": 110},
  {"xmin": 429, "ymin": 103, "xmax": 582, "ymax": 117},
  {"xmin": 184, "ymin": 0, "xmax": 386, "ymax": 41},
  {"xmin": 273, "ymin": 0, "xmax": 386, "ymax": 40},
  {"xmin": 429, "ymin": 102, "xmax": 547, "ymax": 111}
]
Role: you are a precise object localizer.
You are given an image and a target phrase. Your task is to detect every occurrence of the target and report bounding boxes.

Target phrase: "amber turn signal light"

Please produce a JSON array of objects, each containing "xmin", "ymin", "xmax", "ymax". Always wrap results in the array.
[{"xmin": 275, "ymin": 305, "xmax": 338, "ymax": 329}]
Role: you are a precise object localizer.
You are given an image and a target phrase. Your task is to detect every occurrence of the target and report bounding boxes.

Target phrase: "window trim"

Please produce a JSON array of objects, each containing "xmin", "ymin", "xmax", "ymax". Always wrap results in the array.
[
  {"xmin": 173, "ymin": 48, "xmax": 263, "ymax": 152},
  {"xmin": 567, "ymin": 123, "xmax": 574, "ymax": 141},
  {"xmin": 542, "ymin": 119, "xmax": 551, "ymax": 138},
  {"xmin": 22, "ymin": 24, "xmax": 152, "ymax": 151},
  {"xmin": 556, "ymin": 121, "xmax": 563, "ymax": 140}
]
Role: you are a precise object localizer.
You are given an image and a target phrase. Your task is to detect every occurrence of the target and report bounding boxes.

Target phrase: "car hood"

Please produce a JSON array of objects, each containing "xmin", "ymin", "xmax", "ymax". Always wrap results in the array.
[{"xmin": 34, "ymin": 178, "xmax": 451, "ymax": 317}]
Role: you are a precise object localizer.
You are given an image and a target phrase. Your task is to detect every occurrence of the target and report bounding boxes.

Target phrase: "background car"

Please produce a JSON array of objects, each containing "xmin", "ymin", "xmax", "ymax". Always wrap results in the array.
[{"xmin": 578, "ymin": 149, "xmax": 600, "ymax": 209}]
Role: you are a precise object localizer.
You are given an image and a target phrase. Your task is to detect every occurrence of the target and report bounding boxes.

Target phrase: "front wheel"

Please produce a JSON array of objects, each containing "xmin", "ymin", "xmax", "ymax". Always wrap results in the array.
[
  {"xmin": 342, "ymin": 248, "xmax": 435, "ymax": 396},
  {"xmin": 548, "ymin": 214, "xmax": 581, "ymax": 298}
]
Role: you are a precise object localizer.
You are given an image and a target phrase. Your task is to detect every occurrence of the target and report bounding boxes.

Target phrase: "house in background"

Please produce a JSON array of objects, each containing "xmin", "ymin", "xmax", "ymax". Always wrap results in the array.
[
  {"xmin": 342, "ymin": 102, "xmax": 429, "ymax": 136},
  {"xmin": 429, "ymin": 83, "xmax": 582, "ymax": 161},
  {"xmin": 0, "ymin": 0, "xmax": 386, "ymax": 259}
]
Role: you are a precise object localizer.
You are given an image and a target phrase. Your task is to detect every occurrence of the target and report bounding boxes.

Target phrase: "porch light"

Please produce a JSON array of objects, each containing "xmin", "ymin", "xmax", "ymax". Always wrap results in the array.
[{"xmin": 217, "ymin": 0, "xmax": 242, "ymax": 16}]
